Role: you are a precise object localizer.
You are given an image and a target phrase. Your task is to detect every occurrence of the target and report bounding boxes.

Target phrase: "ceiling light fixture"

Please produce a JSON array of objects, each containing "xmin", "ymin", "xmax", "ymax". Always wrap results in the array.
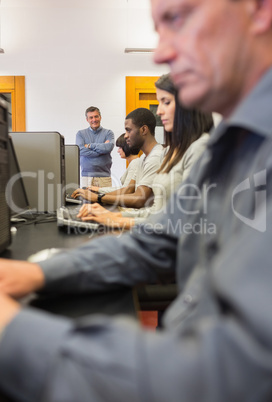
[{"xmin": 124, "ymin": 48, "xmax": 155, "ymax": 54}]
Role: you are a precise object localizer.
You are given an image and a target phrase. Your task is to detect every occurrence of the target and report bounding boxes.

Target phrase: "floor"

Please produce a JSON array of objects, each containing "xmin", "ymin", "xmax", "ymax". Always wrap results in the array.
[{"xmin": 139, "ymin": 311, "xmax": 158, "ymax": 331}]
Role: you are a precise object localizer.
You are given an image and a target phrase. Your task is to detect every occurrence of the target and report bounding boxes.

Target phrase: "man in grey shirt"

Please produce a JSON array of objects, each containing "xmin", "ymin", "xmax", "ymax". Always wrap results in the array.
[{"xmin": 0, "ymin": 0, "xmax": 272, "ymax": 401}]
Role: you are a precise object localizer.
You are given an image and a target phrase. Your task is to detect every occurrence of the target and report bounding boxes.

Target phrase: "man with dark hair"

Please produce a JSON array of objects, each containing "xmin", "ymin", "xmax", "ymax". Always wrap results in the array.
[
  {"xmin": 73, "ymin": 107, "xmax": 163, "ymax": 208},
  {"xmin": 76, "ymin": 106, "xmax": 115, "ymax": 188},
  {"xmin": 0, "ymin": 0, "xmax": 272, "ymax": 401},
  {"xmin": 126, "ymin": 107, "xmax": 157, "ymax": 135}
]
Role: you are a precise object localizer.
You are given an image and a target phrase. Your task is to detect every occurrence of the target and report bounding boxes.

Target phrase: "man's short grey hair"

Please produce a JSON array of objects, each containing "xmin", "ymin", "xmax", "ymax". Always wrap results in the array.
[{"xmin": 85, "ymin": 106, "xmax": 101, "ymax": 118}]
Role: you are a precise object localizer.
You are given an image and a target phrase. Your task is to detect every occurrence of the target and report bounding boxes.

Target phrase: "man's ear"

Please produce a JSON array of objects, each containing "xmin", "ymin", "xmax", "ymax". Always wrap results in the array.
[
  {"xmin": 249, "ymin": 0, "xmax": 272, "ymax": 34},
  {"xmin": 141, "ymin": 125, "xmax": 149, "ymax": 136}
]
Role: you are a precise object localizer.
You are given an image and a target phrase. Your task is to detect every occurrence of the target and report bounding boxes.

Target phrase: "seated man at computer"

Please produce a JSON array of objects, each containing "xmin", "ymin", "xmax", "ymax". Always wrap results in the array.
[{"xmin": 72, "ymin": 108, "xmax": 164, "ymax": 209}]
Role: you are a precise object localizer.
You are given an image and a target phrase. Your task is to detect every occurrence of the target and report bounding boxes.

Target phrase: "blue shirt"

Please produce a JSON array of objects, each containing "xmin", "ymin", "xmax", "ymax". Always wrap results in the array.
[{"xmin": 76, "ymin": 126, "xmax": 114, "ymax": 177}]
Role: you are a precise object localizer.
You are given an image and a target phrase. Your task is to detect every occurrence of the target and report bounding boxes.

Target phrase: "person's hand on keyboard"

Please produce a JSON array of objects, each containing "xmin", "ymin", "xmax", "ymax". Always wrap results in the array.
[
  {"xmin": 66, "ymin": 193, "xmax": 83, "ymax": 203},
  {"xmin": 71, "ymin": 188, "xmax": 98, "ymax": 202},
  {"xmin": 87, "ymin": 185, "xmax": 100, "ymax": 193},
  {"xmin": 76, "ymin": 203, "xmax": 133, "ymax": 230},
  {"xmin": 80, "ymin": 210, "xmax": 133, "ymax": 230},
  {"xmin": 77, "ymin": 203, "xmax": 109, "ymax": 219}
]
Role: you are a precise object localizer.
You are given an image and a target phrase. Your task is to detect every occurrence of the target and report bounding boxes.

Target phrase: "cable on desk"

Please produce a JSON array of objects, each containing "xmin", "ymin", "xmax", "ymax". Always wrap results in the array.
[
  {"xmin": 11, "ymin": 212, "xmax": 57, "ymax": 227},
  {"xmin": 34, "ymin": 214, "xmax": 57, "ymax": 224}
]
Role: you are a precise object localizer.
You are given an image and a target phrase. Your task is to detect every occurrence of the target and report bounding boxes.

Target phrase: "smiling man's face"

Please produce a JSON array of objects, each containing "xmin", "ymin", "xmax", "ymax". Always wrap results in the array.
[{"xmin": 86, "ymin": 111, "xmax": 101, "ymax": 131}]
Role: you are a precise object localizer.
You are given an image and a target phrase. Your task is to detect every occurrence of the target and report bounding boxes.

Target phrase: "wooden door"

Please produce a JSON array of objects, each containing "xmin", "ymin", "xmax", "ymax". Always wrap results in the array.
[
  {"xmin": 126, "ymin": 76, "xmax": 159, "ymax": 115},
  {"xmin": 126, "ymin": 76, "xmax": 164, "ymax": 146},
  {"xmin": 0, "ymin": 76, "xmax": 26, "ymax": 131}
]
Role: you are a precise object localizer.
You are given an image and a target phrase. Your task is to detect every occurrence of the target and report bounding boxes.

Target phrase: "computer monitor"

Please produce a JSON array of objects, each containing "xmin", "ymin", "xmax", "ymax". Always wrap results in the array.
[
  {"xmin": 0, "ymin": 97, "xmax": 11, "ymax": 253},
  {"xmin": 6, "ymin": 136, "xmax": 30, "ymax": 216},
  {"xmin": 65, "ymin": 144, "xmax": 80, "ymax": 196},
  {"xmin": 10, "ymin": 132, "xmax": 65, "ymax": 213}
]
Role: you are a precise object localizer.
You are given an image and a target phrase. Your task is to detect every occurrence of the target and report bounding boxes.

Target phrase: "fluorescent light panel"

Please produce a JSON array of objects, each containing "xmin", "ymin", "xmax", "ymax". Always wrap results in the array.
[{"xmin": 124, "ymin": 48, "xmax": 155, "ymax": 54}]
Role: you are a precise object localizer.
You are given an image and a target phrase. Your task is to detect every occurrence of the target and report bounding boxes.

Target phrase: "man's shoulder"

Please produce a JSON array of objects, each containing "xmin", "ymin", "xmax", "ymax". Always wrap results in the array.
[
  {"xmin": 149, "ymin": 144, "xmax": 164, "ymax": 159},
  {"xmin": 129, "ymin": 158, "xmax": 141, "ymax": 168},
  {"xmin": 77, "ymin": 127, "xmax": 90, "ymax": 135},
  {"xmin": 143, "ymin": 145, "xmax": 164, "ymax": 169},
  {"xmin": 138, "ymin": 153, "xmax": 146, "ymax": 167},
  {"xmin": 185, "ymin": 133, "xmax": 210, "ymax": 156},
  {"xmin": 99, "ymin": 126, "xmax": 114, "ymax": 134}
]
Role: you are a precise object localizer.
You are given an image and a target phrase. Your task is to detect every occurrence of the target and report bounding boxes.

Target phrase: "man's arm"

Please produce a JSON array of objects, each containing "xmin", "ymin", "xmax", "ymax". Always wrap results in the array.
[
  {"xmin": 87, "ymin": 180, "xmax": 135, "ymax": 196},
  {"xmin": 76, "ymin": 130, "xmax": 92, "ymax": 156},
  {"xmin": 0, "ymin": 260, "xmax": 45, "ymax": 298},
  {"xmin": 86, "ymin": 135, "xmax": 114, "ymax": 156},
  {"xmin": 0, "ymin": 213, "xmax": 178, "ymax": 297},
  {"xmin": 72, "ymin": 179, "xmax": 136, "ymax": 201},
  {"xmin": 93, "ymin": 129, "xmax": 115, "ymax": 155},
  {"xmin": 0, "ymin": 293, "xmax": 19, "ymax": 328},
  {"xmin": 101, "ymin": 185, "xmax": 153, "ymax": 208},
  {"xmin": 100, "ymin": 179, "xmax": 136, "ymax": 196},
  {"xmin": 73, "ymin": 179, "xmax": 153, "ymax": 208},
  {"xmin": 74, "ymin": 184, "xmax": 153, "ymax": 208},
  {"xmin": 76, "ymin": 130, "xmax": 114, "ymax": 157},
  {"xmin": 96, "ymin": 176, "xmax": 153, "ymax": 208},
  {"xmin": 0, "ymin": 218, "xmax": 271, "ymax": 402}
]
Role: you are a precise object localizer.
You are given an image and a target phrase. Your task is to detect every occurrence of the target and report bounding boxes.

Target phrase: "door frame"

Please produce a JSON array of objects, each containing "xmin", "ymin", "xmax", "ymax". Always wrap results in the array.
[
  {"xmin": 0, "ymin": 76, "xmax": 26, "ymax": 131},
  {"xmin": 126, "ymin": 76, "xmax": 160, "ymax": 115}
]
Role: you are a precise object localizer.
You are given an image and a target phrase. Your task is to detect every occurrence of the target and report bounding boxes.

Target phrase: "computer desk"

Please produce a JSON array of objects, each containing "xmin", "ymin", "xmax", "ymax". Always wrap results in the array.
[{"xmin": 2, "ymin": 218, "xmax": 138, "ymax": 319}]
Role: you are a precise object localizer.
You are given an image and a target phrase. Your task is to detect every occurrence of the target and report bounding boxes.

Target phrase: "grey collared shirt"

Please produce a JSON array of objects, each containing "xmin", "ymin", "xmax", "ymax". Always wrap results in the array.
[{"xmin": 1, "ymin": 69, "xmax": 272, "ymax": 401}]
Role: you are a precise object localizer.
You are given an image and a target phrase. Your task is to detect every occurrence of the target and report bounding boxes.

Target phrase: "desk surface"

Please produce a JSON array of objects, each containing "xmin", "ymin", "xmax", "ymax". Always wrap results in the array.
[
  {"xmin": 0, "ymin": 220, "xmax": 138, "ymax": 402},
  {"xmin": 2, "ymin": 219, "xmax": 137, "ymax": 319},
  {"xmin": 3, "ymin": 220, "xmax": 93, "ymax": 260}
]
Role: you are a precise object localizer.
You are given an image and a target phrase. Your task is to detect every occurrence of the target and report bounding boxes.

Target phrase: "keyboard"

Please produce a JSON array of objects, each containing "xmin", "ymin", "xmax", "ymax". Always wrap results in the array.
[
  {"xmin": 57, "ymin": 207, "xmax": 99, "ymax": 231},
  {"xmin": 65, "ymin": 194, "xmax": 83, "ymax": 204}
]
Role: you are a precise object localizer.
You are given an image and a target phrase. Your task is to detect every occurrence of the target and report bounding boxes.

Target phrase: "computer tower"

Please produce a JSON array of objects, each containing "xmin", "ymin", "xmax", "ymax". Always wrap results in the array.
[
  {"xmin": 65, "ymin": 144, "xmax": 80, "ymax": 195},
  {"xmin": 0, "ymin": 98, "xmax": 11, "ymax": 253},
  {"xmin": 10, "ymin": 132, "xmax": 65, "ymax": 213},
  {"xmin": 7, "ymin": 136, "xmax": 30, "ymax": 216}
]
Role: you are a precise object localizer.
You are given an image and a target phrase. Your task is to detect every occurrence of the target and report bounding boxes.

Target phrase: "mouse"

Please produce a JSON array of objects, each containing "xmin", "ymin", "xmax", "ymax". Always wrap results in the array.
[{"xmin": 28, "ymin": 248, "xmax": 63, "ymax": 263}]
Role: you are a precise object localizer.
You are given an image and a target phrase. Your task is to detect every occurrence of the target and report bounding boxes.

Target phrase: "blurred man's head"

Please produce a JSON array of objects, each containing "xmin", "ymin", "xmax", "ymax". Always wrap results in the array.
[{"xmin": 151, "ymin": 0, "xmax": 272, "ymax": 118}]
